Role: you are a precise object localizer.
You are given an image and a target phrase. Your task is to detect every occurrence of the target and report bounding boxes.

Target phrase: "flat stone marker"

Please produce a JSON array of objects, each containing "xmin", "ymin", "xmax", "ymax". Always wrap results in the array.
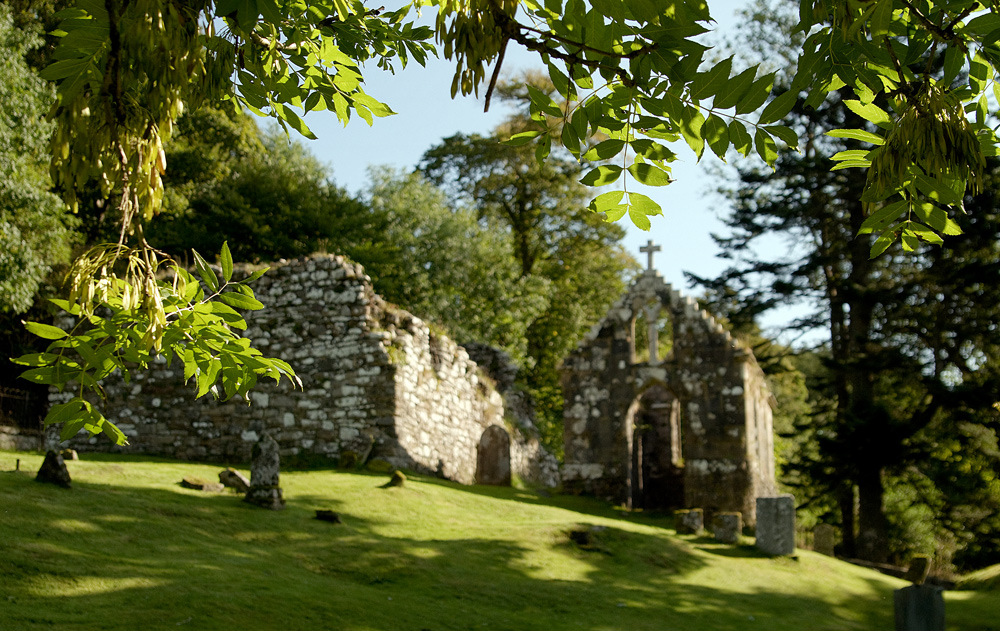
[
  {"xmin": 894, "ymin": 584, "xmax": 945, "ymax": 631},
  {"xmin": 244, "ymin": 435, "xmax": 285, "ymax": 510},
  {"xmin": 756, "ymin": 495, "xmax": 795, "ymax": 555},
  {"xmin": 675, "ymin": 508, "xmax": 703, "ymax": 534},
  {"xmin": 219, "ymin": 468, "xmax": 250, "ymax": 493},
  {"xmin": 814, "ymin": 523, "xmax": 836, "ymax": 556},
  {"xmin": 712, "ymin": 512, "xmax": 742, "ymax": 544},
  {"xmin": 181, "ymin": 476, "xmax": 225, "ymax": 492}
]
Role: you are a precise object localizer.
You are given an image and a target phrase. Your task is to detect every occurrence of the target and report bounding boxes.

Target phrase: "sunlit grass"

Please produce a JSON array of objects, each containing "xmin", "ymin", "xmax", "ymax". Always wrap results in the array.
[{"xmin": 1, "ymin": 450, "xmax": 997, "ymax": 631}]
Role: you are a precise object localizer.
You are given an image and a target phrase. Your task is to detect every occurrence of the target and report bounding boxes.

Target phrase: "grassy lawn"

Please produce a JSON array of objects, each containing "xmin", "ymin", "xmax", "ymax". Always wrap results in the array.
[{"xmin": 1, "ymin": 450, "xmax": 997, "ymax": 631}]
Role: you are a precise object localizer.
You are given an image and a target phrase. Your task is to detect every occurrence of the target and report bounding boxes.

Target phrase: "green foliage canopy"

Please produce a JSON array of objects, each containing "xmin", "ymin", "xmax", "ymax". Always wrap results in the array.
[
  {"xmin": 0, "ymin": 5, "xmax": 75, "ymax": 315},
  {"xmin": 345, "ymin": 167, "xmax": 554, "ymax": 367},
  {"xmin": 26, "ymin": 0, "xmax": 1000, "ymax": 443},
  {"xmin": 697, "ymin": 0, "xmax": 1000, "ymax": 566}
]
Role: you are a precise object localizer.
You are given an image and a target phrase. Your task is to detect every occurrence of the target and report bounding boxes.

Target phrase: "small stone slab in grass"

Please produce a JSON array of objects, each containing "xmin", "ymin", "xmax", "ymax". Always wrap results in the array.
[
  {"xmin": 181, "ymin": 476, "xmax": 225, "ymax": 493},
  {"xmin": 568, "ymin": 525, "xmax": 606, "ymax": 551},
  {"xmin": 218, "ymin": 468, "xmax": 250, "ymax": 493},
  {"xmin": 315, "ymin": 510, "xmax": 342, "ymax": 523}
]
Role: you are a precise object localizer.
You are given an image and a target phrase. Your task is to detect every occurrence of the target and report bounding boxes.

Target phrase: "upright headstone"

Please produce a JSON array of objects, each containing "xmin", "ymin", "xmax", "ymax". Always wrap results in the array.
[
  {"xmin": 36, "ymin": 450, "xmax": 72, "ymax": 488},
  {"xmin": 244, "ymin": 435, "xmax": 285, "ymax": 510},
  {"xmin": 903, "ymin": 556, "xmax": 931, "ymax": 585},
  {"xmin": 675, "ymin": 508, "xmax": 704, "ymax": 534},
  {"xmin": 894, "ymin": 584, "xmax": 945, "ymax": 631},
  {"xmin": 756, "ymin": 495, "xmax": 796, "ymax": 555},
  {"xmin": 814, "ymin": 523, "xmax": 836, "ymax": 556},
  {"xmin": 476, "ymin": 425, "xmax": 511, "ymax": 485},
  {"xmin": 712, "ymin": 512, "xmax": 743, "ymax": 544}
]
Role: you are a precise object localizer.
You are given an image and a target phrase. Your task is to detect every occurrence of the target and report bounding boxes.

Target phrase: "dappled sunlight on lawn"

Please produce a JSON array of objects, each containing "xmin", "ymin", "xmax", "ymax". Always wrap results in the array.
[
  {"xmin": 29, "ymin": 576, "xmax": 167, "ymax": 598},
  {"xmin": 1, "ymin": 451, "xmax": 982, "ymax": 631}
]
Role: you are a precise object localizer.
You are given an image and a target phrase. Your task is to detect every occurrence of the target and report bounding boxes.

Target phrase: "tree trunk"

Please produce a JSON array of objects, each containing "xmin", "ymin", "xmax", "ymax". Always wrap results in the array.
[
  {"xmin": 855, "ymin": 463, "xmax": 889, "ymax": 563},
  {"xmin": 837, "ymin": 484, "xmax": 856, "ymax": 558}
]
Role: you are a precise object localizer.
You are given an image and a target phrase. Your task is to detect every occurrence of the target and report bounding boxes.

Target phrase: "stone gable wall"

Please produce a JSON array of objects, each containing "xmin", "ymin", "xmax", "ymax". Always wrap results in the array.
[
  {"xmin": 561, "ymin": 270, "xmax": 776, "ymax": 523},
  {"xmin": 53, "ymin": 254, "xmax": 558, "ymax": 488}
]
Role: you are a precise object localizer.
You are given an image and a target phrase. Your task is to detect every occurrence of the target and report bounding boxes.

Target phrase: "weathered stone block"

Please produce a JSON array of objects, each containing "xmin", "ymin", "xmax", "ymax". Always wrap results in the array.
[
  {"xmin": 814, "ymin": 523, "xmax": 836, "ymax": 556},
  {"xmin": 675, "ymin": 508, "xmax": 703, "ymax": 534},
  {"xmin": 712, "ymin": 512, "xmax": 742, "ymax": 544},
  {"xmin": 755, "ymin": 495, "xmax": 795, "ymax": 556},
  {"xmin": 219, "ymin": 468, "xmax": 250, "ymax": 493}
]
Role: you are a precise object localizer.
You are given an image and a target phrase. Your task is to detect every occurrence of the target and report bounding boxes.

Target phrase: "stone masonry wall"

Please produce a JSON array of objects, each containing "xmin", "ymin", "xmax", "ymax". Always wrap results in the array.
[
  {"xmin": 561, "ymin": 269, "xmax": 776, "ymax": 523},
  {"xmin": 54, "ymin": 254, "xmax": 557, "ymax": 487}
]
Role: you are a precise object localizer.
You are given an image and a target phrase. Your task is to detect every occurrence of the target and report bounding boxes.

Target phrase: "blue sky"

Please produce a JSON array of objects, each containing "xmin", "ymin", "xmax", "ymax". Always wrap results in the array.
[{"xmin": 296, "ymin": 0, "xmax": 808, "ymax": 332}]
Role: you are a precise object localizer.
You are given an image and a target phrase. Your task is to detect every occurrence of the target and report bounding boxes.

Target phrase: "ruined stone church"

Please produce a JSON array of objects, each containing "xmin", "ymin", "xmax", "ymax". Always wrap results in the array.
[
  {"xmin": 32, "ymin": 243, "xmax": 775, "ymax": 521},
  {"xmin": 561, "ymin": 241, "xmax": 777, "ymax": 524},
  {"xmin": 52, "ymin": 254, "xmax": 559, "ymax": 488}
]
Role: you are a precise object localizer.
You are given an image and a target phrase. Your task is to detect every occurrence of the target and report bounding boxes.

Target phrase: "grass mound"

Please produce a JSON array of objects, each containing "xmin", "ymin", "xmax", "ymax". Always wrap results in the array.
[
  {"xmin": 1, "ymin": 450, "xmax": 997, "ymax": 630},
  {"xmin": 959, "ymin": 563, "xmax": 1000, "ymax": 592}
]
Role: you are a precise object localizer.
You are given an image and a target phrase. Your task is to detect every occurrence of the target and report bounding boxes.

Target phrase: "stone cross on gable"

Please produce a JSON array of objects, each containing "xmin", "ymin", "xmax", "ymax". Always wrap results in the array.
[{"xmin": 640, "ymin": 239, "xmax": 661, "ymax": 271}]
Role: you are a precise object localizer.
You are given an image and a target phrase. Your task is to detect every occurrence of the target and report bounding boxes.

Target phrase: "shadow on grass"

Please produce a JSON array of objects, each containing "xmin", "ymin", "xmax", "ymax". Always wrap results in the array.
[
  {"xmin": 694, "ymin": 542, "xmax": 775, "ymax": 559},
  {"xmin": 407, "ymin": 471, "xmax": 679, "ymax": 530},
  {"xmin": 0, "ymin": 462, "xmax": 899, "ymax": 631}
]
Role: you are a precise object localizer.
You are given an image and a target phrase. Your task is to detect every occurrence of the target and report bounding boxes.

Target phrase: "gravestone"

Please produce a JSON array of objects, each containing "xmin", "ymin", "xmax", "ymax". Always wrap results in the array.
[
  {"xmin": 814, "ymin": 523, "xmax": 836, "ymax": 556},
  {"xmin": 904, "ymin": 556, "xmax": 931, "ymax": 585},
  {"xmin": 755, "ymin": 495, "xmax": 795, "ymax": 556},
  {"xmin": 476, "ymin": 425, "xmax": 511, "ymax": 485},
  {"xmin": 712, "ymin": 512, "xmax": 742, "ymax": 544},
  {"xmin": 894, "ymin": 584, "xmax": 945, "ymax": 631},
  {"xmin": 675, "ymin": 508, "xmax": 704, "ymax": 534},
  {"xmin": 244, "ymin": 435, "xmax": 285, "ymax": 510},
  {"xmin": 181, "ymin": 476, "xmax": 225, "ymax": 492},
  {"xmin": 381, "ymin": 470, "xmax": 407, "ymax": 488},
  {"xmin": 219, "ymin": 468, "xmax": 250, "ymax": 493},
  {"xmin": 36, "ymin": 450, "xmax": 71, "ymax": 488}
]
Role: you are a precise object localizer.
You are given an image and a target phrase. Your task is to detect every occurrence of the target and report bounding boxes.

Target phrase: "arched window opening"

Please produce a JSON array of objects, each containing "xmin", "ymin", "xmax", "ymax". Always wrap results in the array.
[{"xmin": 632, "ymin": 300, "xmax": 674, "ymax": 364}]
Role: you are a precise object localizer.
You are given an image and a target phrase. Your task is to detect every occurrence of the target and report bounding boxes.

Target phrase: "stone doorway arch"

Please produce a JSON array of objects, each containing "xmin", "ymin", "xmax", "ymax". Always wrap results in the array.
[
  {"xmin": 627, "ymin": 384, "xmax": 684, "ymax": 510},
  {"xmin": 476, "ymin": 425, "xmax": 511, "ymax": 485}
]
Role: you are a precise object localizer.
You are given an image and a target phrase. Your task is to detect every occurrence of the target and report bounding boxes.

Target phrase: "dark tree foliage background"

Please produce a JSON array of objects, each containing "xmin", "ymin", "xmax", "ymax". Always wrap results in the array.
[
  {"xmin": 0, "ymin": 3, "xmax": 77, "ymax": 425},
  {"xmin": 694, "ymin": 0, "xmax": 1000, "ymax": 570}
]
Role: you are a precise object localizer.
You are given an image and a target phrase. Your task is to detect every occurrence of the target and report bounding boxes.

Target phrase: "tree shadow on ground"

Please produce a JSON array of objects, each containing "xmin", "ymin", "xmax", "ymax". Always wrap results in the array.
[
  {"xmin": 0, "ymin": 461, "xmax": 906, "ymax": 631},
  {"xmin": 406, "ymin": 472, "xmax": 680, "ymax": 529}
]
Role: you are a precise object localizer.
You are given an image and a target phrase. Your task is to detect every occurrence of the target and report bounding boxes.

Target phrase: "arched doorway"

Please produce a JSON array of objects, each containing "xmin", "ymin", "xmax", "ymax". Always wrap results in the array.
[
  {"xmin": 627, "ymin": 385, "xmax": 684, "ymax": 510},
  {"xmin": 476, "ymin": 425, "xmax": 511, "ymax": 485}
]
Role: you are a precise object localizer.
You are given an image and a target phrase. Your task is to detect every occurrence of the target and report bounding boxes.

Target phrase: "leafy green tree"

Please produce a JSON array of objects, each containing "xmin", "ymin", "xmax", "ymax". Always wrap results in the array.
[
  {"xmin": 0, "ymin": 4, "xmax": 75, "ymax": 315},
  {"xmin": 148, "ymin": 115, "xmax": 366, "ymax": 262},
  {"xmin": 420, "ymin": 97, "xmax": 636, "ymax": 454},
  {"xmin": 344, "ymin": 168, "xmax": 552, "ymax": 366}
]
